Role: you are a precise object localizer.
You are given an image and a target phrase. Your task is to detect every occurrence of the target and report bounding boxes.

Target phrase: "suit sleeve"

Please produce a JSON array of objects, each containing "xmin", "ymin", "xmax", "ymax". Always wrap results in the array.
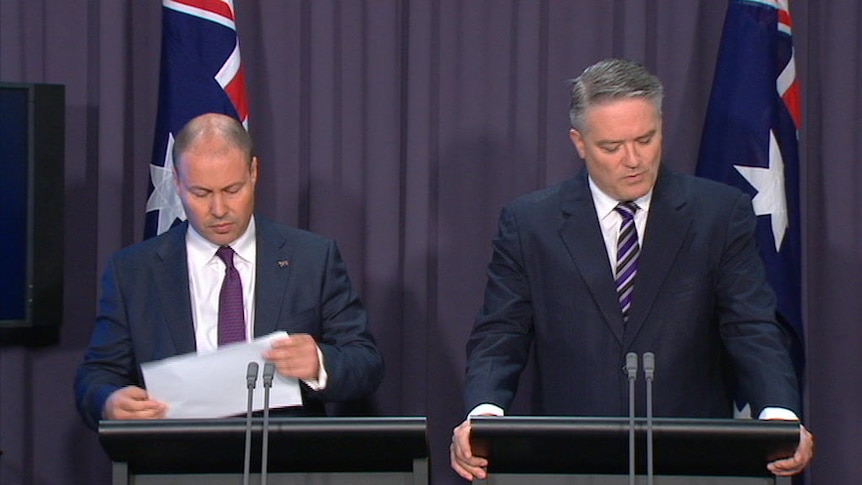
[
  {"xmin": 463, "ymin": 206, "xmax": 535, "ymax": 414},
  {"xmin": 73, "ymin": 256, "xmax": 140, "ymax": 430},
  {"xmin": 715, "ymin": 192, "xmax": 800, "ymax": 416},
  {"xmin": 311, "ymin": 241, "xmax": 384, "ymax": 402}
]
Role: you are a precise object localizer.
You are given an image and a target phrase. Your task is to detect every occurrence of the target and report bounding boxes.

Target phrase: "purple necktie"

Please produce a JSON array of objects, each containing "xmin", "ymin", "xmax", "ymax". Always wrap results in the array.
[
  {"xmin": 216, "ymin": 246, "xmax": 246, "ymax": 345},
  {"xmin": 614, "ymin": 202, "xmax": 639, "ymax": 323}
]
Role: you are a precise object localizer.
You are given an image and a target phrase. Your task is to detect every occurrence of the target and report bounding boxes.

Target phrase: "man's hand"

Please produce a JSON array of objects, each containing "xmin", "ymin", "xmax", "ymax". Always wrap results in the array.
[
  {"xmin": 450, "ymin": 418, "xmax": 489, "ymax": 481},
  {"xmin": 264, "ymin": 334, "xmax": 320, "ymax": 381},
  {"xmin": 103, "ymin": 385, "xmax": 167, "ymax": 421},
  {"xmin": 768, "ymin": 424, "xmax": 814, "ymax": 476}
]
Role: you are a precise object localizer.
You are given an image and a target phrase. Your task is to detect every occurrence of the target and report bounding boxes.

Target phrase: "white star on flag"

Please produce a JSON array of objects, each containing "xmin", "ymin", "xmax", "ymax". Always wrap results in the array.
[
  {"xmin": 145, "ymin": 133, "xmax": 186, "ymax": 234},
  {"xmin": 734, "ymin": 129, "xmax": 788, "ymax": 251}
]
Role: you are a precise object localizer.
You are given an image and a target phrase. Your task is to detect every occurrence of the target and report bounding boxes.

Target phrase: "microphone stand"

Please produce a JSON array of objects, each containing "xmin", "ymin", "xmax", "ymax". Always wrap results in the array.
[
  {"xmin": 625, "ymin": 352, "xmax": 639, "ymax": 485},
  {"xmin": 243, "ymin": 362, "xmax": 259, "ymax": 485},
  {"xmin": 260, "ymin": 362, "xmax": 276, "ymax": 485},
  {"xmin": 643, "ymin": 352, "xmax": 655, "ymax": 485}
]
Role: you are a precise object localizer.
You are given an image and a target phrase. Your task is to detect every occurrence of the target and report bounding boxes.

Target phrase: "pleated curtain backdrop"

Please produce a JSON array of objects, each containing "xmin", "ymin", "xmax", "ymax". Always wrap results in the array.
[{"xmin": 1, "ymin": 1, "xmax": 860, "ymax": 483}]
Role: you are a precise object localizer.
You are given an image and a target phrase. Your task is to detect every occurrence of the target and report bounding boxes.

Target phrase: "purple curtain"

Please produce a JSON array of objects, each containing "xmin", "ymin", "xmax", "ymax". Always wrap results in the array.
[{"xmin": 0, "ymin": 1, "xmax": 857, "ymax": 483}]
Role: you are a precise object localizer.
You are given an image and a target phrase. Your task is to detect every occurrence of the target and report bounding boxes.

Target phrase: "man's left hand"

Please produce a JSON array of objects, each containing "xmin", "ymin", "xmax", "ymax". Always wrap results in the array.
[
  {"xmin": 768, "ymin": 424, "xmax": 814, "ymax": 476},
  {"xmin": 264, "ymin": 334, "xmax": 320, "ymax": 381}
]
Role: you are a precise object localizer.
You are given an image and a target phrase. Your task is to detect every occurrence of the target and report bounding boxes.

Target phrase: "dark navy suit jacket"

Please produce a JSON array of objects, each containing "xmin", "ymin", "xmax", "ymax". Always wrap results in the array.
[
  {"xmin": 75, "ymin": 216, "xmax": 383, "ymax": 430},
  {"xmin": 464, "ymin": 167, "xmax": 799, "ymax": 418}
]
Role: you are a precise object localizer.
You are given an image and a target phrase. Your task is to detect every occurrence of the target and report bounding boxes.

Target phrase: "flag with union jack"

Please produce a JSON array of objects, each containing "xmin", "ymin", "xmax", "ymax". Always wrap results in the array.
[
  {"xmin": 144, "ymin": 0, "xmax": 249, "ymax": 238},
  {"xmin": 696, "ymin": 0, "xmax": 804, "ymax": 379}
]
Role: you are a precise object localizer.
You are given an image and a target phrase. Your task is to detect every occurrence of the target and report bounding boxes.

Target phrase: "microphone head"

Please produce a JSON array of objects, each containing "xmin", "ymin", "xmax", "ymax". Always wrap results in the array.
[
  {"xmin": 246, "ymin": 361, "xmax": 260, "ymax": 388},
  {"xmin": 643, "ymin": 352, "xmax": 655, "ymax": 379},
  {"xmin": 625, "ymin": 352, "xmax": 639, "ymax": 379},
  {"xmin": 262, "ymin": 362, "xmax": 276, "ymax": 386}
]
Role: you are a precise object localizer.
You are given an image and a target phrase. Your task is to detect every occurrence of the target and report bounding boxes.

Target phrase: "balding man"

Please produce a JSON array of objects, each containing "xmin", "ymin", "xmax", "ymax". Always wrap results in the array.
[{"xmin": 75, "ymin": 113, "xmax": 383, "ymax": 429}]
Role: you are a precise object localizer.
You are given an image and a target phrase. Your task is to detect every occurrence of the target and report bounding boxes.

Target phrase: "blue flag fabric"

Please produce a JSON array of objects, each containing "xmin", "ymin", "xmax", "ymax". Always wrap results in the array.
[
  {"xmin": 144, "ymin": 0, "xmax": 248, "ymax": 239},
  {"xmin": 696, "ymin": 0, "xmax": 804, "ymax": 377}
]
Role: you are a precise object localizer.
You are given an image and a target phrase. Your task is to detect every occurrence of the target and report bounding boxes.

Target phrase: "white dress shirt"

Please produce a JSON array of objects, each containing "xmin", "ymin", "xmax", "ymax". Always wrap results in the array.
[
  {"xmin": 588, "ymin": 177, "xmax": 651, "ymax": 274},
  {"xmin": 186, "ymin": 218, "xmax": 257, "ymax": 354}
]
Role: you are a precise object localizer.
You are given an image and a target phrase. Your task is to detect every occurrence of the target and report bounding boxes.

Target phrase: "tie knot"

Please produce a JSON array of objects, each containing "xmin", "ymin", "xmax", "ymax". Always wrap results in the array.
[
  {"xmin": 216, "ymin": 246, "xmax": 236, "ymax": 269},
  {"xmin": 614, "ymin": 201, "xmax": 638, "ymax": 220}
]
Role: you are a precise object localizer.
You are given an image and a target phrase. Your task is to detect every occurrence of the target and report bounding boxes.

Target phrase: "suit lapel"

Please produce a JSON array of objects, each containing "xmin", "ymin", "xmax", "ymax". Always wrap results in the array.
[
  {"xmin": 558, "ymin": 171, "xmax": 627, "ymax": 341},
  {"xmin": 253, "ymin": 218, "xmax": 293, "ymax": 337},
  {"xmin": 624, "ymin": 169, "xmax": 692, "ymax": 342},
  {"xmin": 152, "ymin": 223, "xmax": 196, "ymax": 354}
]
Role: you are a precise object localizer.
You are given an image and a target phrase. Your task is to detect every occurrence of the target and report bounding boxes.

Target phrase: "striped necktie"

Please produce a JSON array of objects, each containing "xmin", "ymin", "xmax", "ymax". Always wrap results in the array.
[{"xmin": 614, "ymin": 202, "xmax": 639, "ymax": 323}]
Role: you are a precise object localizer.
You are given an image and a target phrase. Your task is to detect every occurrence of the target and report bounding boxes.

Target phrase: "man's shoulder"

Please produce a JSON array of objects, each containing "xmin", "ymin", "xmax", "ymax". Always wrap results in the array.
[
  {"xmin": 667, "ymin": 171, "xmax": 743, "ymax": 197},
  {"xmin": 110, "ymin": 222, "xmax": 187, "ymax": 263},
  {"xmin": 255, "ymin": 216, "xmax": 334, "ymax": 248},
  {"xmin": 661, "ymin": 169, "xmax": 748, "ymax": 203},
  {"xmin": 506, "ymin": 179, "xmax": 570, "ymax": 212}
]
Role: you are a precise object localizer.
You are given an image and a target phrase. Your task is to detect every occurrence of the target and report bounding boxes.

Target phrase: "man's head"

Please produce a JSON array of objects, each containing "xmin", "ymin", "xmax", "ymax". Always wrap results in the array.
[
  {"xmin": 568, "ymin": 58, "xmax": 664, "ymax": 202},
  {"xmin": 172, "ymin": 113, "xmax": 258, "ymax": 246}
]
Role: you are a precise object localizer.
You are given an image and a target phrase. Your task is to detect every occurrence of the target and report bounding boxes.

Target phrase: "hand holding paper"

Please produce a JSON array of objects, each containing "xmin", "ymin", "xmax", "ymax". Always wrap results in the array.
[
  {"xmin": 264, "ymin": 334, "xmax": 321, "ymax": 381},
  {"xmin": 141, "ymin": 331, "xmax": 302, "ymax": 419}
]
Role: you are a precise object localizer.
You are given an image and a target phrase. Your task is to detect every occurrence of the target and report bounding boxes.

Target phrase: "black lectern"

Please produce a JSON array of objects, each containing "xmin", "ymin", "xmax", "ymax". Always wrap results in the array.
[
  {"xmin": 470, "ymin": 417, "xmax": 798, "ymax": 485},
  {"xmin": 100, "ymin": 417, "xmax": 428, "ymax": 485}
]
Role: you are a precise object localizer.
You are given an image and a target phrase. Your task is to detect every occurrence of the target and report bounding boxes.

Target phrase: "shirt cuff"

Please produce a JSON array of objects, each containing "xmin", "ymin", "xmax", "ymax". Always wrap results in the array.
[
  {"xmin": 301, "ymin": 346, "xmax": 328, "ymax": 391},
  {"xmin": 758, "ymin": 407, "xmax": 799, "ymax": 421},
  {"xmin": 468, "ymin": 403, "xmax": 505, "ymax": 418}
]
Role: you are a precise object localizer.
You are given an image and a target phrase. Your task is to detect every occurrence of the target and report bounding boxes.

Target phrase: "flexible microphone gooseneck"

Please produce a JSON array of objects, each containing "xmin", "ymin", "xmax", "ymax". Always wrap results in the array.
[
  {"xmin": 643, "ymin": 352, "xmax": 656, "ymax": 485},
  {"xmin": 260, "ymin": 362, "xmax": 276, "ymax": 485},
  {"xmin": 625, "ymin": 352, "xmax": 639, "ymax": 485},
  {"xmin": 243, "ymin": 362, "xmax": 259, "ymax": 485}
]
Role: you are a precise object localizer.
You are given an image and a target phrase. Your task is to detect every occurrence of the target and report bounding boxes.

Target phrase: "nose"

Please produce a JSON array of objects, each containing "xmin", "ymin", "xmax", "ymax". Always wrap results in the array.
[
  {"xmin": 210, "ymin": 193, "xmax": 228, "ymax": 217},
  {"xmin": 622, "ymin": 142, "xmax": 641, "ymax": 167}
]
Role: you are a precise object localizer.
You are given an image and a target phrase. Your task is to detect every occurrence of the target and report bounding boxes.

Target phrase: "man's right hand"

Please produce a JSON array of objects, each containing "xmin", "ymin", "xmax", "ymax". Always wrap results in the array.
[
  {"xmin": 450, "ymin": 418, "xmax": 489, "ymax": 481},
  {"xmin": 103, "ymin": 385, "xmax": 167, "ymax": 421}
]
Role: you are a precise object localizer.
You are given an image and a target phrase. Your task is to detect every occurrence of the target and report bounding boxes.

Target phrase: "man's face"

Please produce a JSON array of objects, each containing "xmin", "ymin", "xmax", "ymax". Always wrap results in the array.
[
  {"xmin": 569, "ymin": 97, "xmax": 662, "ymax": 201},
  {"xmin": 174, "ymin": 136, "xmax": 257, "ymax": 246}
]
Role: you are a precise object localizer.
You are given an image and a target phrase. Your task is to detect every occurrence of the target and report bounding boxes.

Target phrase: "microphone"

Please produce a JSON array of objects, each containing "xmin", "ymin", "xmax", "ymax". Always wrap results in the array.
[
  {"xmin": 243, "ymin": 362, "xmax": 259, "ymax": 485},
  {"xmin": 260, "ymin": 362, "xmax": 276, "ymax": 485},
  {"xmin": 625, "ymin": 352, "xmax": 639, "ymax": 485},
  {"xmin": 643, "ymin": 352, "xmax": 656, "ymax": 485}
]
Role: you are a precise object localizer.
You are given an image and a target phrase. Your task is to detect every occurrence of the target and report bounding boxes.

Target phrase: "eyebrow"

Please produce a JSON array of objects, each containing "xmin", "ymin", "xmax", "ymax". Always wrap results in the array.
[
  {"xmin": 186, "ymin": 180, "xmax": 246, "ymax": 193},
  {"xmin": 596, "ymin": 128, "xmax": 657, "ymax": 145}
]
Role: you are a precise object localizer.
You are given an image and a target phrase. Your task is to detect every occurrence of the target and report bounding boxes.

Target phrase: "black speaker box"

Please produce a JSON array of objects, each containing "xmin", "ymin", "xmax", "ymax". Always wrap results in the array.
[{"xmin": 0, "ymin": 83, "xmax": 65, "ymax": 344}]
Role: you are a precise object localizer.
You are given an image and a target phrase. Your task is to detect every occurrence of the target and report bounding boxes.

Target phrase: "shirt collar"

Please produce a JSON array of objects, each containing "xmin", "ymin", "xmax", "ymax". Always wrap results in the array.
[
  {"xmin": 186, "ymin": 216, "xmax": 257, "ymax": 266},
  {"xmin": 587, "ymin": 176, "xmax": 653, "ymax": 221}
]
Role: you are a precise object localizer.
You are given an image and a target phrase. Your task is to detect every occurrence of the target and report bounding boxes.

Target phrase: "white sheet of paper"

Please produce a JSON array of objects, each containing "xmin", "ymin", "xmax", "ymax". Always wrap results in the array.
[{"xmin": 140, "ymin": 331, "xmax": 302, "ymax": 419}]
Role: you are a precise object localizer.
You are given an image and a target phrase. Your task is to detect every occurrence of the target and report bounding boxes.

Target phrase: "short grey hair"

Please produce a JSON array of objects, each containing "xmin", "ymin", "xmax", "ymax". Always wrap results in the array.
[
  {"xmin": 172, "ymin": 113, "xmax": 253, "ymax": 169},
  {"xmin": 568, "ymin": 58, "xmax": 664, "ymax": 133}
]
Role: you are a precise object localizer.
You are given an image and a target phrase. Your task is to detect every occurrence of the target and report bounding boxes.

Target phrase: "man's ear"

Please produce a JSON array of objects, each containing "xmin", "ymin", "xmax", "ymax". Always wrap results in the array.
[
  {"xmin": 569, "ymin": 128, "xmax": 586, "ymax": 159},
  {"xmin": 173, "ymin": 165, "xmax": 181, "ymax": 191}
]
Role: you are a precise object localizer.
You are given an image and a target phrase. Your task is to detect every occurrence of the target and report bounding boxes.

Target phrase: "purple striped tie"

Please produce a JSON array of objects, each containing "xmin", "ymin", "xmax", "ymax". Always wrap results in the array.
[
  {"xmin": 216, "ymin": 246, "xmax": 246, "ymax": 346},
  {"xmin": 614, "ymin": 202, "xmax": 639, "ymax": 323}
]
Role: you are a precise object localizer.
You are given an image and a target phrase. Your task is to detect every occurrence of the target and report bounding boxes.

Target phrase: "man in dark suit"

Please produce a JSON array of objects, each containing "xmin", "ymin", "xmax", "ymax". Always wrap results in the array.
[
  {"xmin": 450, "ymin": 58, "xmax": 813, "ymax": 480},
  {"xmin": 75, "ymin": 113, "xmax": 383, "ymax": 430}
]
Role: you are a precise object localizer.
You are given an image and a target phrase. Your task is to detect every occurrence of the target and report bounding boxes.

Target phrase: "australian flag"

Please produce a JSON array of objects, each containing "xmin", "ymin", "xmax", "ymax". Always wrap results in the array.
[
  {"xmin": 697, "ymin": 0, "xmax": 804, "ymax": 380},
  {"xmin": 144, "ymin": 0, "xmax": 249, "ymax": 238}
]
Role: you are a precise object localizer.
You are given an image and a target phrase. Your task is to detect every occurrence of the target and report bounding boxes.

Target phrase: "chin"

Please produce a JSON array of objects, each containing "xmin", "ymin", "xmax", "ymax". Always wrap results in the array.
[
  {"xmin": 626, "ymin": 181, "xmax": 652, "ymax": 199},
  {"xmin": 206, "ymin": 233, "xmax": 235, "ymax": 246}
]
